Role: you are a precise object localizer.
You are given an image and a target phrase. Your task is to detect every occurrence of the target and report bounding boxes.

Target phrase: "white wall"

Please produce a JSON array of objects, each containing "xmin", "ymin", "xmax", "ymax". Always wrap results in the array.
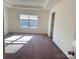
[
  {"xmin": 48, "ymin": 0, "xmax": 76, "ymax": 58},
  {"xmin": 4, "ymin": 6, "xmax": 9, "ymax": 35},
  {"xmin": 8, "ymin": 8, "xmax": 49, "ymax": 34}
]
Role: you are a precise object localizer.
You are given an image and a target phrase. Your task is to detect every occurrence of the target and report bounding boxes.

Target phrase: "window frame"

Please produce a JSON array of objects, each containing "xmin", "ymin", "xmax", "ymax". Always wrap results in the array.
[{"xmin": 20, "ymin": 15, "xmax": 38, "ymax": 29}]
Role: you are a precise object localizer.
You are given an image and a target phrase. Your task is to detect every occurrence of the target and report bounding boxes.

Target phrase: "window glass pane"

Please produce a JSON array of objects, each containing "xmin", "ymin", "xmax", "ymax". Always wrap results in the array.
[
  {"xmin": 30, "ymin": 15, "xmax": 38, "ymax": 20},
  {"xmin": 20, "ymin": 15, "xmax": 38, "ymax": 29},
  {"xmin": 30, "ymin": 20, "xmax": 38, "ymax": 28},
  {"xmin": 20, "ymin": 19, "xmax": 29, "ymax": 28},
  {"xmin": 20, "ymin": 15, "xmax": 29, "ymax": 19}
]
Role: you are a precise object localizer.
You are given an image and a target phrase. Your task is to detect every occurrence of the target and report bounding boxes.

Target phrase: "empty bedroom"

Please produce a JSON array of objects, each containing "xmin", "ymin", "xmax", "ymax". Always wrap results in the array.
[{"xmin": 3, "ymin": 0, "xmax": 76, "ymax": 59}]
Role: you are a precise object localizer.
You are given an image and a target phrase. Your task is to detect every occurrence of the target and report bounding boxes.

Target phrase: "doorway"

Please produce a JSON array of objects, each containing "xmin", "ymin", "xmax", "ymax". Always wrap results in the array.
[{"xmin": 50, "ymin": 12, "xmax": 55, "ymax": 39}]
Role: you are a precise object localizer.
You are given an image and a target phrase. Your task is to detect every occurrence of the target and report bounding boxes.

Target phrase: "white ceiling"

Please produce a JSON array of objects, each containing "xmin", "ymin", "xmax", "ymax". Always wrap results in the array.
[
  {"xmin": 7, "ymin": 0, "xmax": 47, "ymax": 7},
  {"xmin": 4, "ymin": 0, "xmax": 62, "ymax": 10}
]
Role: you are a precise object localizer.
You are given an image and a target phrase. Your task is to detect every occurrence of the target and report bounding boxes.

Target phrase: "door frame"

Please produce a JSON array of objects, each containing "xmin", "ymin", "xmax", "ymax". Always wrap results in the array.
[{"xmin": 50, "ymin": 12, "xmax": 55, "ymax": 39}]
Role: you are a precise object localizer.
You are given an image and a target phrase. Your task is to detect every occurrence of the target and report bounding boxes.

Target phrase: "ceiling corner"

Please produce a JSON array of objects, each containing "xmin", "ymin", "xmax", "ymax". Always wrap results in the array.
[
  {"xmin": 43, "ymin": 0, "xmax": 50, "ymax": 8},
  {"xmin": 3, "ymin": 0, "xmax": 13, "ymax": 8}
]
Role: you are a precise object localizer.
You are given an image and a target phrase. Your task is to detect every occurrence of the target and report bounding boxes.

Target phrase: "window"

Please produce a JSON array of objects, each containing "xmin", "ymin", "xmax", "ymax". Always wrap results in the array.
[{"xmin": 20, "ymin": 15, "xmax": 38, "ymax": 29}]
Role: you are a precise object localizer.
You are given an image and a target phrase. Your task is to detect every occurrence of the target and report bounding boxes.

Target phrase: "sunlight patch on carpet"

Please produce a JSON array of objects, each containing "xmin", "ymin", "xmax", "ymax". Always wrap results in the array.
[
  {"xmin": 5, "ymin": 36, "xmax": 22, "ymax": 41},
  {"xmin": 13, "ymin": 41, "xmax": 27, "ymax": 43},
  {"xmin": 5, "ymin": 40, "xmax": 13, "ymax": 43},
  {"xmin": 5, "ymin": 44, "xmax": 23, "ymax": 53},
  {"xmin": 16, "ymin": 36, "xmax": 33, "ymax": 42}
]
